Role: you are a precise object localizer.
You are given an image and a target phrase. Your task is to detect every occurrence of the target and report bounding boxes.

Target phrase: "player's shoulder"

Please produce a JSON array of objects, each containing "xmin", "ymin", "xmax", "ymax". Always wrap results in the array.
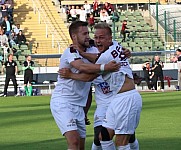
[
  {"xmin": 86, "ymin": 46, "xmax": 98, "ymax": 53},
  {"xmin": 62, "ymin": 47, "xmax": 79, "ymax": 56},
  {"xmin": 107, "ymin": 41, "xmax": 122, "ymax": 51}
]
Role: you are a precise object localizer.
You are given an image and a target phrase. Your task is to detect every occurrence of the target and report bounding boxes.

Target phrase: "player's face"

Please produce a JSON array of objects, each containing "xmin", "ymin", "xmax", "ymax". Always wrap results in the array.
[
  {"xmin": 94, "ymin": 28, "xmax": 112, "ymax": 52},
  {"xmin": 76, "ymin": 26, "xmax": 90, "ymax": 48}
]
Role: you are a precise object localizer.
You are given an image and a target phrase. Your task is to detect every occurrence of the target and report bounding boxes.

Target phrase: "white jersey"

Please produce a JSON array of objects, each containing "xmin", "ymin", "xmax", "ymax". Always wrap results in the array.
[
  {"xmin": 52, "ymin": 46, "xmax": 97, "ymax": 107},
  {"xmin": 96, "ymin": 41, "xmax": 133, "ymax": 95}
]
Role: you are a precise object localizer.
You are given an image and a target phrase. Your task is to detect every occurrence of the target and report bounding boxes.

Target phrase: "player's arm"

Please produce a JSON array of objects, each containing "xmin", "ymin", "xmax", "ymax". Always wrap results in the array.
[
  {"xmin": 59, "ymin": 68, "xmax": 98, "ymax": 82},
  {"xmin": 80, "ymin": 52, "xmax": 98, "ymax": 63},
  {"xmin": 15, "ymin": 66, "xmax": 18, "ymax": 75},
  {"xmin": 71, "ymin": 59, "xmax": 120, "ymax": 74},
  {"xmin": 80, "ymin": 48, "xmax": 131, "ymax": 63}
]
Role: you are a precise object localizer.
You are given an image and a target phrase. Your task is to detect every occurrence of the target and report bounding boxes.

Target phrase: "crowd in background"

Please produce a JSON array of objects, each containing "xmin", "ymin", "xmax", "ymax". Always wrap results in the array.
[
  {"xmin": 0, "ymin": 0, "xmax": 27, "ymax": 61},
  {"xmin": 65, "ymin": 0, "xmax": 115, "ymax": 25}
]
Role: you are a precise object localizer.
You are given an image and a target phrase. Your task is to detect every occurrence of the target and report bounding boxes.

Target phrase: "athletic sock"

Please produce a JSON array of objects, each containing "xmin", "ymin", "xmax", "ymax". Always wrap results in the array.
[
  {"xmin": 117, "ymin": 144, "xmax": 130, "ymax": 150},
  {"xmin": 91, "ymin": 142, "xmax": 102, "ymax": 150},
  {"xmin": 130, "ymin": 139, "xmax": 139, "ymax": 150},
  {"xmin": 24, "ymin": 86, "xmax": 28, "ymax": 96},
  {"xmin": 28, "ymin": 86, "xmax": 33, "ymax": 96},
  {"xmin": 100, "ymin": 140, "xmax": 116, "ymax": 150}
]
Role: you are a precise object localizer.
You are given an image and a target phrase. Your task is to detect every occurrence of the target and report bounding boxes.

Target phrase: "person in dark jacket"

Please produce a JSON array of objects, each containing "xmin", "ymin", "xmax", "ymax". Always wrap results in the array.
[
  {"xmin": 152, "ymin": 55, "xmax": 164, "ymax": 92},
  {"xmin": 142, "ymin": 61, "xmax": 154, "ymax": 90}
]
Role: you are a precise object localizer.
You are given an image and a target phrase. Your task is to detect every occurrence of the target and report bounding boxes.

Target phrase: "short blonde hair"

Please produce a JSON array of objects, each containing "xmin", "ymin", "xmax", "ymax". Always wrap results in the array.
[{"xmin": 94, "ymin": 22, "xmax": 112, "ymax": 36}]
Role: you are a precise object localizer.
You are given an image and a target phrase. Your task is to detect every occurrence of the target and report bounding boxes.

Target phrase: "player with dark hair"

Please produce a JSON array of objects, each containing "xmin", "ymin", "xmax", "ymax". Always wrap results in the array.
[
  {"xmin": 1, "ymin": 54, "xmax": 18, "ymax": 97},
  {"xmin": 50, "ymin": 21, "xmax": 120, "ymax": 150},
  {"xmin": 59, "ymin": 22, "xmax": 141, "ymax": 150},
  {"xmin": 23, "ymin": 55, "xmax": 34, "ymax": 96}
]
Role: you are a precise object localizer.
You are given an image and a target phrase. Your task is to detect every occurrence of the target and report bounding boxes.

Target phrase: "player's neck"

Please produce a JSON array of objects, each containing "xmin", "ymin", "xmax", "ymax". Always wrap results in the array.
[{"xmin": 72, "ymin": 42, "xmax": 86, "ymax": 52}]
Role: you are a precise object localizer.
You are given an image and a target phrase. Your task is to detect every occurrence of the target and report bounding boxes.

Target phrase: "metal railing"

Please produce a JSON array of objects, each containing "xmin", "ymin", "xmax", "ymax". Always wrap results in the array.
[{"xmin": 31, "ymin": 0, "xmax": 70, "ymax": 53}]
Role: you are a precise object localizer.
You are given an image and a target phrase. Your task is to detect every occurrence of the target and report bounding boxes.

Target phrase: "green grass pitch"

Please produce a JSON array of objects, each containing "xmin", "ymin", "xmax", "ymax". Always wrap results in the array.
[{"xmin": 0, "ymin": 91, "xmax": 181, "ymax": 150}]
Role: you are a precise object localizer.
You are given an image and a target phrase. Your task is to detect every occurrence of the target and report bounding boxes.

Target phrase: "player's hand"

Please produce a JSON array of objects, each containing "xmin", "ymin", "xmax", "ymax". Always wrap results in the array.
[
  {"xmin": 58, "ymin": 68, "xmax": 72, "ymax": 79},
  {"xmin": 122, "ymin": 47, "xmax": 131, "ymax": 58},
  {"xmin": 105, "ymin": 60, "xmax": 120, "ymax": 72}
]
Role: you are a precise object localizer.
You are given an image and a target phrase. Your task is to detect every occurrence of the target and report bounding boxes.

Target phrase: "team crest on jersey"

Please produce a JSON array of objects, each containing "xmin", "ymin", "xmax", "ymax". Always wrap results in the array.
[{"xmin": 97, "ymin": 82, "xmax": 111, "ymax": 94}]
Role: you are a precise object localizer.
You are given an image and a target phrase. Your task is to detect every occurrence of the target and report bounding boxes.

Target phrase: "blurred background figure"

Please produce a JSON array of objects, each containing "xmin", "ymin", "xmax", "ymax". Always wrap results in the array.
[
  {"xmin": 152, "ymin": 55, "xmax": 164, "ymax": 92},
  {"xmin": 142, "ymin": 61, "xmax": 154, "ymax": 90},
  {"xmin": 121, "ymin": 20, "xmax": 130, "ymax": 42},
  {"xmin": 176, "ymin": 49, "xmax": 181, "ymax": 90}
]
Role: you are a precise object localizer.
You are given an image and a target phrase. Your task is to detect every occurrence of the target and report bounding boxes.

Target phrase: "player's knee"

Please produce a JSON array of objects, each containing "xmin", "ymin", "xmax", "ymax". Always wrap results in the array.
[
  {"xmin": 94, "ymin": 126, "xmax": 102, "ymax": 146},
  {"xmin": 99, "ymin": 127, "xmax": 111, "ymax": 141}
]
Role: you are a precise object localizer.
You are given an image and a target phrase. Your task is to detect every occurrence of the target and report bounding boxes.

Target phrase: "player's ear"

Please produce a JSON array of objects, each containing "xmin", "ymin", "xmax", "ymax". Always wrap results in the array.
[{"xmin": 72, "ymin": 33, "xmax": 76, "ymax": 40}]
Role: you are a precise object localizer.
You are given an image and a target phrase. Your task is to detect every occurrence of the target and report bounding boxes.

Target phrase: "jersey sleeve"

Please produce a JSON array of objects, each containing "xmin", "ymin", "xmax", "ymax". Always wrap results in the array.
[
  {"xmin": 14, "ymin": 61, "xmax": 17, "ymax": 66},
  {"xmin": 178, "ymin": 56, "xmax": 181, "ymax": 61},
  {"xmin": 23, "ymin": 61, "xmax": 28, "ymax": 67},
  {"xmin": 66, "ymin": 47, "xmax": 81, "ymax": 64}
]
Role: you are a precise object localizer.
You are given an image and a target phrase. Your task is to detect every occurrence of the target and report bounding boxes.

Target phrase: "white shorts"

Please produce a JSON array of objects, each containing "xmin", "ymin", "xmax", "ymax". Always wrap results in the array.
[
  {"xmin": 102, "ymin": 89, "xmax": 142, "ymax": 135},
  {"xmin": 94, "ymin": 105, "xmax": 108, "ymax": 127},
  {"xmin": 50, "ymin": 99, "xmax": 86, "ymax": 138}
]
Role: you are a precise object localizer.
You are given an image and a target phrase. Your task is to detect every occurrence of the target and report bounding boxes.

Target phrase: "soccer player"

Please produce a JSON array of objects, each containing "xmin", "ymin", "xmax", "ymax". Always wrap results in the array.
[
  {"xmin": 60, "ymin": 22, "xmax": 142, "ymax": 150},
  {"xmin": 1, "ymin": 54, "xmax": 18, "ymax": 97},
  {"xmin": 92, "ymin": 22, "xmax": 142, "ymax": 150},
  {"xmin": 50, "ymin": 21, "xmax": 120, "ymax": 150},
  {"xmin": 23, "ymin": 55, "xmax": 34, "ymax": 96}
]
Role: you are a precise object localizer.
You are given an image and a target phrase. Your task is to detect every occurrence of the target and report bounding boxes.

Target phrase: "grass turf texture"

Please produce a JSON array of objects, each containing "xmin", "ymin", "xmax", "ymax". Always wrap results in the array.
[{"xmin": 0, "ymin": 91, "xmax": 181, "ymax": 150}]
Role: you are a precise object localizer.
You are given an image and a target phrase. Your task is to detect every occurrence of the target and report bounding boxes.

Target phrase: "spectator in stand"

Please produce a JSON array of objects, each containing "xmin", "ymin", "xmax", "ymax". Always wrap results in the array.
[
  {"xmin": 0, "ymin": 28, "xmax": 9, "ymax": 55},
  {"xmin": 0, "ymin": 0, "xmax": 5, "ymax": 5},
  {"xmin": 66, "ymin": 5, "xmax": 71, "ymax": 22},
  {"xmin": 70, "ymin": 5, "xmax": 77, "ymax": 22},
  {"xmin": 13, "ymin": 24, "xmax": 21, "ymax": 35},
  {"xmin": 88, "ymin": 13, "xmax": 95, "ymax": 32},
  {"xmin": 16, "ymin": 30, "xmax": 26, "ymax": 47},
  {"xmin": 121, "ymin": 20, "xmax": 130, "ymax": 42},
  {"xmin": 100, "ymin": 8, "xmax": 110, "ymax": 23},
  {"xmin": 1, "ymin": 5, "xmax": 8, "ymax": 18},
  {"xmin": 4, "ymin": 0, "xmax": 14, "ymax": 22},
  {"xmin": 79, "ymin": 6, "xmax": 86, "ymax": 22},
  {"xmin": 152, "ymin": 55, "xmax": 164, "ymax": 92},
  {"xmin": 103, "ymin": 2, "xmax": 114, "ymax": 16},
  {"xmin": 142, "ymin": 61, "xmax": 154, "ymax": 90},
  {"xmin": 83, "ymin": 1, "xmax": 91, "ymax": 19},
  {"xmin": 1, "ymin": 53, "xmax": 18, "ymax": 97},
  {"xmin": 75, "ymin": 6, "xmax": 81, "ymax": 20},
  {"xmin": 2, "ymin": 16, "xmax": 11, "ymax": 36},
  {"xmin": 176, "ymin": 49, "xmax": 181, "ymax": 90},
  {"xmin": 9, "ymin": 31, "xmax": 17, "ymax": 48},
  {"xmin": 93, "ymin": 0, "xmax": 99, "ymax": 17}
]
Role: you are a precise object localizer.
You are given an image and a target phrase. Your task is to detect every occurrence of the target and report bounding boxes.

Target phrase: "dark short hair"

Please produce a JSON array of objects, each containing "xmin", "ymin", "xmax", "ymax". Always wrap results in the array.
[
  {"xmin": 176, "ymin": 49, "xmax": 181, "ymax": 52},
  {"xmin": 94, "ymin": 22, "xmax": 112, "ymax": 36},
  {"xmin": 69, "ymin": 21, "xmax": 88, "ymax": 39}
]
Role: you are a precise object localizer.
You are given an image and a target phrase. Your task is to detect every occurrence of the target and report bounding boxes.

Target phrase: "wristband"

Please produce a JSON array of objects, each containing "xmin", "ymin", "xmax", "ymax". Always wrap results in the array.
[{"xmin": 100, "ymin": 64, "xmax": 105, "ymax": 72}]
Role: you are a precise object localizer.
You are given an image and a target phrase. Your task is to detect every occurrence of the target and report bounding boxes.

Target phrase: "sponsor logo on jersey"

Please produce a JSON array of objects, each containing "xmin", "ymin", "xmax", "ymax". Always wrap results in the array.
[{"xmin": 97, "ymin": 82, "xmax": 111, "ymax": 94}]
